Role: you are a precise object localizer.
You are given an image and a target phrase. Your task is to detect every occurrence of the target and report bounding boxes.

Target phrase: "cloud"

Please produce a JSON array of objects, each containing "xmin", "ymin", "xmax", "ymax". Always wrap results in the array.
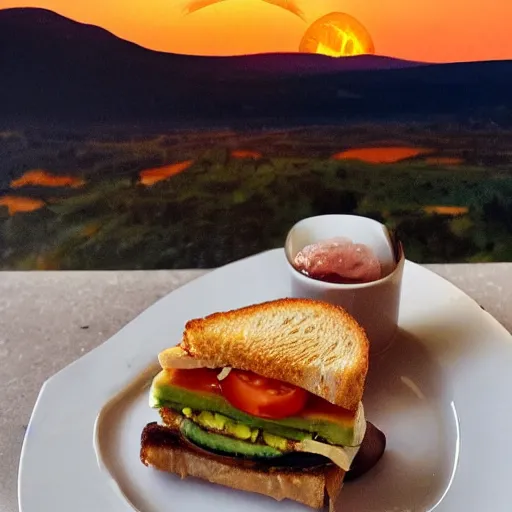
[{"xmin": 183, "ymin": 0, "xmax": 306, "ymax": 20}]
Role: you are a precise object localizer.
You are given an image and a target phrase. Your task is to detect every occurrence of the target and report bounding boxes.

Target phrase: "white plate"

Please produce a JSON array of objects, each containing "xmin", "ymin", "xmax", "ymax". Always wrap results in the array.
[{"xmin": 18, "ymin": 249, "xmax": 512, "ymax": 512}]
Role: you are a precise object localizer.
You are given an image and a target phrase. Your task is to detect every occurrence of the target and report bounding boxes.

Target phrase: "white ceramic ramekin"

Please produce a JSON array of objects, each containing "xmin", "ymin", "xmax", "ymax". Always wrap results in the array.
[{"xmin": 285, "ymin": 215, "xmax": 405, "ymax": 355}]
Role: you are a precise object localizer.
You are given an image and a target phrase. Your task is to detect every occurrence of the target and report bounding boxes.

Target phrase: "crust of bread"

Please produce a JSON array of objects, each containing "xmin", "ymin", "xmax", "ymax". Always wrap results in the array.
[
  {"xmin": 140, "ymin": 422, "xmax": 345, "ymax": 510},
  {"xmin": 174, "ymin": 298, "xmax": 369, "ymax": 411}
]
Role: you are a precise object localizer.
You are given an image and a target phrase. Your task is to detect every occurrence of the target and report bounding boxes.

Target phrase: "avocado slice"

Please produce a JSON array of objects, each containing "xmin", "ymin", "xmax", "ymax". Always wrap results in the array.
[
  {"xmin": 151, "ymin": 373, "xmax": 356, "ymax": 446},
  {"xmin": 191, "ymin": 410, "xmax": 258, "ymax": 441},
  {"xmin": 164, "ymin": 402, "xmax": 312, "ymax": 442},
  {"xmin": 181, "ymin": 419, "xmax": 283, "ymax": 458}
]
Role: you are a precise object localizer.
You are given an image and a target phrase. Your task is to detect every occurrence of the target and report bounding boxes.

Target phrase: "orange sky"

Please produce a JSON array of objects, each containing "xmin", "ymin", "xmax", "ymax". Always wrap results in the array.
[{"xmin": 1, "ymin": 0, "xmax": 511, "ymax": 62}]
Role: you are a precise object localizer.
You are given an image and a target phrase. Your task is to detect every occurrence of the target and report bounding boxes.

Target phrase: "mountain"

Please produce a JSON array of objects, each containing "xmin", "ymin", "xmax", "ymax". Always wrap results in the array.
[
  {"xmin": 1, "ymin": 7, "xmax": 512, "ymax": 125},
  {"xmin": 199, "ymin": 53, "xmax": 425, "ymax": 76},
  {"xmin": 0, "ymin": 8, "xmax": 422, "ymax": 74}
]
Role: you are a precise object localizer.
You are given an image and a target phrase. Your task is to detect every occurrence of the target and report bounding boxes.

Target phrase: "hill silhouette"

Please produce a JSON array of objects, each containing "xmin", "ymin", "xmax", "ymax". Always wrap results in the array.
[{"xmin": 1, "ymin": 7, "xmax": 512, "ymax": 125}]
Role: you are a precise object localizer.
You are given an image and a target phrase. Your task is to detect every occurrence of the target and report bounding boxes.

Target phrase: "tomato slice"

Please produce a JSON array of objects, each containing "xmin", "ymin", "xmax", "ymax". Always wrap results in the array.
[
  {"xmin": 168, "ymin": 368, "xmax": 221, "ymax": 394},
  {"xmin": 220, "ymin": 369, "xmax": 308, "ymax": 419}
]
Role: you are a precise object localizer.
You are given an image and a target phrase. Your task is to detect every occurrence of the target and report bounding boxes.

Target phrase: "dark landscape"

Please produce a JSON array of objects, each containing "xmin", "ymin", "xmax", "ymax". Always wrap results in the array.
[
  {"xmin": 2, "ymin": 8, "xmax": 512, "ymax": 125},
  {"xmin": 1, "ymin": 8, "xmax": 511, "ymax": 270}
]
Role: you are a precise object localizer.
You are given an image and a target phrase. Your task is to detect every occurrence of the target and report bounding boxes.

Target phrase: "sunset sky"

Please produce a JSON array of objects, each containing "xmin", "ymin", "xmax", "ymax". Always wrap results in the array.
[{"xmin": 1, "ymin": 0, "xmax": 510, "ymax": 62}]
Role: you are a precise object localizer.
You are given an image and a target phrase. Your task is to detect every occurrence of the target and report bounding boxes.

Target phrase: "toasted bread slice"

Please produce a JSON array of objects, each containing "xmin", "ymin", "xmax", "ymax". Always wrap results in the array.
[
  {"xmin": 140, "ymin": 422, "xmax": 344, "ymax": 510},
  {"xmin": 159, "ymin": 298, "xmax": 369, "ymax": 411}
]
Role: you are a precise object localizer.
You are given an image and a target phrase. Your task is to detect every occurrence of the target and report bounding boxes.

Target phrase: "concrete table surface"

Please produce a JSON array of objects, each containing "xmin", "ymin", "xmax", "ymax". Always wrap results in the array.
[{"xmin": 1, "ymin": 264, "xmax": 511, "ymax": 512}]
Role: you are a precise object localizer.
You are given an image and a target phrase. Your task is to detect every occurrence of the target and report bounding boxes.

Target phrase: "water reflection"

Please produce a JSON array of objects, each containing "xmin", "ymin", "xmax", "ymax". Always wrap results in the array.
[
  {"xmin": 11, "ymin": 169, "xmax": 85, "ymax": 188},
  {"xmin": 332, "ymin": 146, "xmax": 433, "ymax": 164},
  {"xmin": 139, "ymin": 160, "xmax": 194, "ymax": 186},
  {"xmin": 231, "ymin": 150, "xmax": 263, "ymax": 160},
  {"xmin": 0, "ymin": 196, "xmax": 45, "ymax": 215},
  {"xmin": 423, "ymin": 206, "xmax": 469, "ymax": 216}
]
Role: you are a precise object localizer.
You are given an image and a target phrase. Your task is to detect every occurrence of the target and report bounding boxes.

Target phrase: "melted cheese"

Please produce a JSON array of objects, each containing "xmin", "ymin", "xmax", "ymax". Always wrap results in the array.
[
  {"xmin": 296, "ymin": 403, "xmax": 366, "ymax": 471},
  {"xmin": 158, "ymin": 346, "xmax": 211, "ymax": 369}
]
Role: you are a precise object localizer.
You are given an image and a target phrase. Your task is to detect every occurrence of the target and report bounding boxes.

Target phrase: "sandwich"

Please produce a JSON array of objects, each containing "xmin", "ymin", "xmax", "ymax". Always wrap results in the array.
[{"xmin": 140, "ymin": 298, "xmax": 386, "ymax": 510}]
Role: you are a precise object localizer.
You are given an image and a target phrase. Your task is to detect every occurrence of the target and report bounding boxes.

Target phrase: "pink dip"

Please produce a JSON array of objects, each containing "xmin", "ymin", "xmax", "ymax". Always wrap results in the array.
[{"xmin": 293, "ymin": 237, "xmax": 382, "ymax": 284}]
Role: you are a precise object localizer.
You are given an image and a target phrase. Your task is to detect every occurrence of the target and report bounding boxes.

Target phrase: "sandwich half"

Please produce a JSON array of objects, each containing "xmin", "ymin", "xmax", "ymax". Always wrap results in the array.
[{"xmin": 140, "ymin": 298, "xmax": 385, "ymax": 510}]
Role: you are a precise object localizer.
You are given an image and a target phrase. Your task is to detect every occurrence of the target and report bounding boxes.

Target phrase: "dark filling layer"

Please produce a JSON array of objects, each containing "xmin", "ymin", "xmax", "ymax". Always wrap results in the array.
[
  {"xmin": 141, "ymin": 422, "xmax": 330, "ymax": 473},
  {"xmin": 141, "ymin": 420, "xmax": 386, "ymax": 478},
  {"xmin": 183, "ymin": 435, "xmax": 331, "ymax": 470}
]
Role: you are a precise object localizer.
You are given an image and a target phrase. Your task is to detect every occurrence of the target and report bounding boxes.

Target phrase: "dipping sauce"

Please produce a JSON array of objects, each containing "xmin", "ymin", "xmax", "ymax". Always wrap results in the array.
[{"xmin": 293, "ymin": 237, "xmax": 382, "ymax": 284}]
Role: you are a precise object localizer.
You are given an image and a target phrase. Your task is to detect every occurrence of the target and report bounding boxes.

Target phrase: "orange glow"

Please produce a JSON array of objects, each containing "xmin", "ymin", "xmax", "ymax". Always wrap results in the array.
[
  {"xmin": 139, "ymin": 160, "xmax": 193, "ymax": 186},
  {"xmin": 299, "ymin": 12, "xmax": 374, "ymax": 57},
  {"xmin": 0, "ymin": 195, "xmax": 45, "ymax": 215},
  {"xmin": 332, "ymin": 146, "xmax": 433, "ymax": 164},
  {"xmin": 424, "ymin": 206, "xmax": 469, "ymax": 216},
  {"xmin": 425, "ymin": 157, "xmax": 464, "ymax": 166},
  {"xmin": 1, "ymin": 0, "xmax": 511, "ymax": 62},
  {"xmin": 11, "ymin": 169, "xmax": 85, "ymax": 188},
  {"xmin": 231, "ymin": 150, "xmax": 263, "ymax": 159}
]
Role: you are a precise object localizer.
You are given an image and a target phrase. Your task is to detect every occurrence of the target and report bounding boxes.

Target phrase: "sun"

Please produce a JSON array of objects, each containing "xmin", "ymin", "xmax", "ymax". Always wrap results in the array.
[{"xmin": 299, "ymin": 12, "xmax": 375, "ymax": 58}]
